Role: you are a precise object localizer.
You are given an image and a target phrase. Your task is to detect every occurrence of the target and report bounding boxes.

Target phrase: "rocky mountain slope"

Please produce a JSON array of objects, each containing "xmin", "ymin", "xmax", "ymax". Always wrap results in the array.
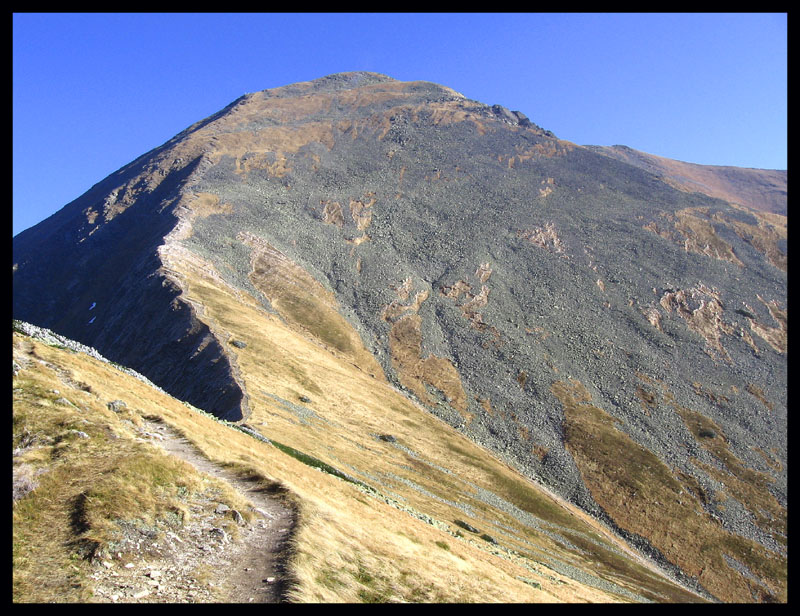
[
  {"xmin": 587, "ymin": 144, "xmax": 787, "ymax": 216},
  {"xmin": 13, "ymin": 72, "xmax": 786, "ymax": 602}
]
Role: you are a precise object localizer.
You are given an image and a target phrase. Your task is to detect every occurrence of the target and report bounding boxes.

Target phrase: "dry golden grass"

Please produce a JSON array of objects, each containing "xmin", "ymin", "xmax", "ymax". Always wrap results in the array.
[
  {"xmin": 150, "ymin": 244, "xmax": 708, "ymax": 603},
  {"xmin": 12, "ymin": 331, "xmax": 548, "ymax": 603},
  {"xmin": 238, "ymin": 231, "xmax": 385, "ymax": 380},
  {"xmin": 13, "ymin": 301, "xmax": 705, "ymax": 604},
  {"xmin": 13, "ymin": 231, "xmax": 719, "ymax": 603},
  {"xmin": 12, "ymin": 336, "xmax": 252, "ymax": 602}
]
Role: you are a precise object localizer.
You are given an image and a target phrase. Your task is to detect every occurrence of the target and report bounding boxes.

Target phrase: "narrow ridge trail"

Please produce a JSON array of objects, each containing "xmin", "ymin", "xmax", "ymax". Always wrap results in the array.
[{"xmin": 131, "ymin": 417, "xmax": 297, "ymax": 603}]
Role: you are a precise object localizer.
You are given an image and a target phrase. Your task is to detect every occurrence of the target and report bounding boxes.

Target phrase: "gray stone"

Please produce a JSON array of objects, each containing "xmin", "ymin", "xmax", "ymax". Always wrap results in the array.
[
  {"xmin": 107, "ymin": 400, "xmax": 127, "ymax": 413},
  {"xmin": 232, "ymin": 509, "xmax": 245, "ymax": 525},
  {"xmin": 454, "ymin": 519, "xmax": 480, "ymax": 533}
]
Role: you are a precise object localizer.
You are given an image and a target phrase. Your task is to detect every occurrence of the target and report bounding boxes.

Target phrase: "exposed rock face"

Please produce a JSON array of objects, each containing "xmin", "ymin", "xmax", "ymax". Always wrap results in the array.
[{"xmin": 12, "ymin": 72, "xmax": 786, "ymax": 602}]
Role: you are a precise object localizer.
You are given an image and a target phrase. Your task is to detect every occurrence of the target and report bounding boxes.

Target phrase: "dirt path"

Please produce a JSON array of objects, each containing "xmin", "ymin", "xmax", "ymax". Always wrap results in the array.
[
  {"xmin": 144, "ymin": 418, "xmax": 296, "ymax": 602},
  {"xmin": 89, "ymin": 418, "xmax": 296, "ymax": 603}
]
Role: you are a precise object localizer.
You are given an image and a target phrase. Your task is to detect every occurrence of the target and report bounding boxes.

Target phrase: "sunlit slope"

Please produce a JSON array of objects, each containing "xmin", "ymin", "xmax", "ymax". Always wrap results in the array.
[
  {"xmin": 13, "ymin": 329, "xmax": 259, "ymax": 602},
  {"xmin": 153, "ymin": 240, "xmax": 707, "ymax": 602},
  {"xmin": 13, "ymin": 71, "xmax": 785, "ymax": 604},
  {"xmin": 12, "ymin": 323, "xmax": 705, "ymax": 603},
  {"xmin": 553, "ymin": 379, "xmax": 786, "ymax": 603}
]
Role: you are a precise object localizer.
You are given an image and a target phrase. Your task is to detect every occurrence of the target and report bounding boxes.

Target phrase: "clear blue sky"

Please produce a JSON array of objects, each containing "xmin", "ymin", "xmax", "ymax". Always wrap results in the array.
[{"xmin": 13, "ymin": 12, "xmax": 787, "ymax": 236}]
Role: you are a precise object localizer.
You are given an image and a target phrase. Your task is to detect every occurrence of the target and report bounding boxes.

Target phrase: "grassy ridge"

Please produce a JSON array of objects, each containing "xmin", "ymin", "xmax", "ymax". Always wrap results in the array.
[{"xmin": 12, "ymin": 336, "xmax": 251, "ymax": 602}]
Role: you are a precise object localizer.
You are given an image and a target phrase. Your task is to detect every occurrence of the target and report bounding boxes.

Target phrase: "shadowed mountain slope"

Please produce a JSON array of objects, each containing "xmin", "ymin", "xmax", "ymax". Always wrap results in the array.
[{"xmin": 13, "ymin": 72, "xmax": 786, "ymax": 602}]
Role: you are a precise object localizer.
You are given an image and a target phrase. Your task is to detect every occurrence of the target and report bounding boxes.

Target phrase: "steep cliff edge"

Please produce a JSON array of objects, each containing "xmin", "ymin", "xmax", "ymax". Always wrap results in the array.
[{"xmin": 12, "ymin": 113, "xmax": 249, "ymax": 420}]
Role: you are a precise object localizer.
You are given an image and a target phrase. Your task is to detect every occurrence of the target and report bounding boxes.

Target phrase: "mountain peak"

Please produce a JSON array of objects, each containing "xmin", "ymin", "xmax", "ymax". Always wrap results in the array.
[
  {"xmin": 13, "ymin": 72, "xmax": 786, "ymax": 603},
  {"xmin": 254, "ymin": 70, "xmax": 396, "ymax": 96}
]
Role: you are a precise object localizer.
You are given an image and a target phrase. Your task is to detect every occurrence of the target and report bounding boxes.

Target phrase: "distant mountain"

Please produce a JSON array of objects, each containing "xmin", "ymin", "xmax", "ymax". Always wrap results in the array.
[
  {"xmin": 587, "ymin": 144, "xmax": 787, "ymax": 216},
  {"xmin": 13, "ymin": 72, "xmax": 786, "ymax": 603}
]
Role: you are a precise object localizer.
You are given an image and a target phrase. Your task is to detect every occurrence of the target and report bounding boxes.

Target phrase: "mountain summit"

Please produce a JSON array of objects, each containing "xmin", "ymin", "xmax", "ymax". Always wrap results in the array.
[{"xmin": 13, "ymin": 72, "xmax": 786, "ymax": 602}]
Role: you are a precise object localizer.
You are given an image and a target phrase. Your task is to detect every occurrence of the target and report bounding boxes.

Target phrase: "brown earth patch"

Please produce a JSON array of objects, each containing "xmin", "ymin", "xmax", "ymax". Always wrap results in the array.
[
  {"xmin": 209, "ymin": 122, "xmax": 336, "ymax": 176},
  {"xmin": 185, "ymin": 193, "xmax": 234, "ymax": 219},
  {"xmin": 238, "ymin": 232, "xmax": 385, "ymax": 381},
  {"xmin": 739, "ymin": 328, "xmax": 761, "ymax": 356},
  {"xmin": 382, "ymin": 279, "xmax": 468, "ymax": 419},
  {"xmin": 672, "ymin": 404, "xmax": 786, "ymax": 546},
  {"xmin": 745, "ymin": 384, "xmax": 773, "ymax": 412},
  {"xmin": 376, "ymin": 99, "xmax": 491, "ymax": 138},
  {"xmin": 674, "ymin": 208, "xmax": 743, "ymax": 266},
  {"xmin": 84, "ymin": 207, "xmax": 99, "ymax": 225},
  {"xmin": 641, "ymin": 306, "xmax": 662, "ymax": 331},
  {"xmin": 538, "ymin": 177, "xmax": 556, "ymax": 198},
  {"xmin": 752, "ymin": 447, "xmax": 783, "ymax": 473},
  {"xmin": 643, "ymin": 208, "xmax": 742, "ymax": 266},
  {"xmin": 349, "ymin": 195, "xmax": 376, "ymax": 231},
  {"xmin": 439, "ymin": 266, "xmax": 501, "ymax": 347},
  {"xmin": 234, "ymin": 152, "xmax": 291, "ymax": 178},
  {"xmin": 440, "ymin": 280, "xmax": 471, "ymax": 303},
  {"xmin": 553, "ymin": 378, "xmax": 786, "ymax": 603},
  {"xmin": 476, "ymin": 396, "xmax": 494, "ymax": 416},
  {"xmin": 721, "ymin": 209, "xmax": 786, "ymax": 272},
  {"xmin": 387, "ymin": 314, "xmax": 469, "ymax": 419},
  {"xmin": 517, "ymin": 223, "xmax": 566, "ymax": 256},
  {"xmin": 634, "ymin": 386, "xmax": 656, "ymax": 414},
  {"xmin": 531, "ymin": 445, "xmax": 549, "ymax": 462},
  {"xmin": 502, "ymin": 141, "xmax": 575, "ymax": 169},
  {"xmin": 321, "ymin": 200, "xmax": 345, "ymax": 227},
  {"xmin": 474, "ymin": 262, "xmax": 492, "ymax": 284},
  {"xmin": 691, "ymin": 382, "xmax": 730, "ymax": 407},
  {"xmin": 644, "ymin": 205, "xmax": 786, "ymax": 272}
]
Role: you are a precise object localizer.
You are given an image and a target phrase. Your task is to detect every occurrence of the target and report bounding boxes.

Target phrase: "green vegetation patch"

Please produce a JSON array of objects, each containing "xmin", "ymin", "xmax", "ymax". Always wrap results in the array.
[
  {"xmin": 275, "ymin": 288, "xmax": 355, "ymax": 355},
  {"xmin": 354, "ymin": 563, "xmax": 393, "ymax": 603},
  {"xmin": 269, "ymin": 439, "xmax": 365, "ymax": 488}
]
